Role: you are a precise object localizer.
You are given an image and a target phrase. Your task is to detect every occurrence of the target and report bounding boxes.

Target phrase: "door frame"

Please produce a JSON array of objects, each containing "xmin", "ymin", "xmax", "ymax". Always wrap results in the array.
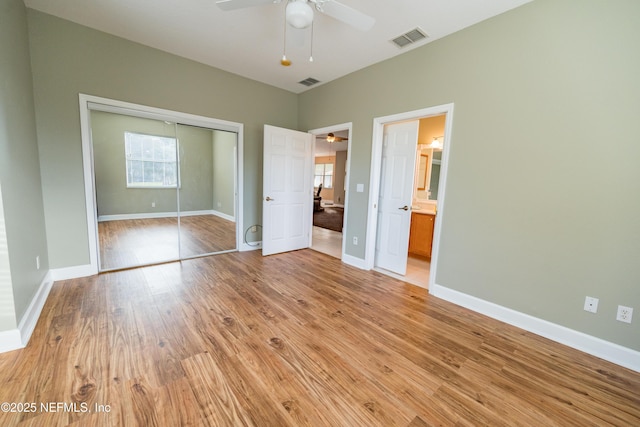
[
  {"xmin": 365, "ymin": 104, "xmax": 454, "ymax": 289},
  {"xmin": 308, "ymin": 122, "xmax": 353, "ymax": 261},
  {"xmin": 79, "ymin": 94, "xmax": 244, "ymax": 275}
]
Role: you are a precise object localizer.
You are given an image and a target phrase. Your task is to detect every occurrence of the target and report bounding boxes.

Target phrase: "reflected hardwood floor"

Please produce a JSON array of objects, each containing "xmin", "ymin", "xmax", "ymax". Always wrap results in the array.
[
  {"xmin": 98, "ymin": 215, "xmax": 236, "ymax": 270},
  {"xmin": 1, "ymin": 250, "xmax": 639, "ymax": 426}
]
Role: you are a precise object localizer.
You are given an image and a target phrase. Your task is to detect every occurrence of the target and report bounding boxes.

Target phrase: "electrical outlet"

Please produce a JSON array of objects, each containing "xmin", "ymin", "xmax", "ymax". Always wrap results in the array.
[
  {"xmin": 250, "ymin": 225, "xmax": 257, "ymax": 233},
  {"xmin": 353, "ymin": 236, "xmax": 358, "ymax": 245},
  {"xmin": 583, "ymin": 296, "xmax": 599, "ymax": 313},
  {"xmin": 151, "ymin": 202, "xmax": 156, "ymax": 208},
  {"xmin": 616, "ymin": 305, "xmax": 633, "ymax": 323}
]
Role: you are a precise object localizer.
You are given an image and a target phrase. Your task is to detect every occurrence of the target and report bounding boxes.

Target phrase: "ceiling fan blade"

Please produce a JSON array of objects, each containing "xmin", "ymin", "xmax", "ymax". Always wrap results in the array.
[
  {"xmin": 319, "ymin": 1, "xmax": 375, "ymax": 31},
  {"xmin": 216, "ymin": 0, "xmax": 279, "ymax": 11}
]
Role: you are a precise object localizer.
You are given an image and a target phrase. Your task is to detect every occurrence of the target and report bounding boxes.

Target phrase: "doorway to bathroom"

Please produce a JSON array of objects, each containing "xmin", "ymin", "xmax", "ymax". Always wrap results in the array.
[{"xmin": 365, "ymin": 104, "xmax": 453, "ymax": 289}]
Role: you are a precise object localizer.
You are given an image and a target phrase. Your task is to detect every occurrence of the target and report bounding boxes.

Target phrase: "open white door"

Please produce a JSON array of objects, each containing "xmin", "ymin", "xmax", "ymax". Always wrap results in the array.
[
  {"xmin": 263, "ymin": 125, "xmax": 313, "ymax": 256},
  {"xmin": 374, "ymin": 120, "xmax": 419, "ymax": 274}
]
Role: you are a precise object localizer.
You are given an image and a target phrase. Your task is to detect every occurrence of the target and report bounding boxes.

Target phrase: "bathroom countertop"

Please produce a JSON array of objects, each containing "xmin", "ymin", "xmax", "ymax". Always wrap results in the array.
[{"xmin": 411, "ymin": 208, "xmax": 436, "ymax": 215}]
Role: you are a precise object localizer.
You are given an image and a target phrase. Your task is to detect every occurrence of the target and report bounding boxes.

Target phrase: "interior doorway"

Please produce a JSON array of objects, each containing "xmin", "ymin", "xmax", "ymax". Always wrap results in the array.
[
  {"xmin": 365, "ymin": 105, "xmax": 453, "ymax": 289},
  {"xmin": 308, "ymin": 123, "xmax": 352, "ymax": 260}
]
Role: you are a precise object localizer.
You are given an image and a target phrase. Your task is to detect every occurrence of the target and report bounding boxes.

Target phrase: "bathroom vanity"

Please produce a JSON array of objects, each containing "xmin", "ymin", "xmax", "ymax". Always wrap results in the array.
[{"xmin": 408, "ymin": 210, "xmax": 435, "ymax": 258}]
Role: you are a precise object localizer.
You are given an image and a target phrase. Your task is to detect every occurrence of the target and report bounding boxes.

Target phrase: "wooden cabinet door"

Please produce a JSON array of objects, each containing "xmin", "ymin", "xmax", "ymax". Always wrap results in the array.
[{"xmin": 408, "ymin": 213, "xmax": 435, "ymax": 258}]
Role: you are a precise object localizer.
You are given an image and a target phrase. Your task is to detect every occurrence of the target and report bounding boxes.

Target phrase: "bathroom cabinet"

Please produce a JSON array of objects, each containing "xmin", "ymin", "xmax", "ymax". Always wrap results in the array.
[{"xmin": 408, "ymin": 212, "xmax": 435, "ymax": 258}]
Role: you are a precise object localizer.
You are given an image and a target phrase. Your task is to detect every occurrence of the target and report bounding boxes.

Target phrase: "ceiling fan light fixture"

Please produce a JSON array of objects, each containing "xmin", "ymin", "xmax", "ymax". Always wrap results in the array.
[
  {"xmin": 286, "ymin": 0, "xmax": 314, "ymax": 29},
  {"xmin": 280, "ymin": 55, "xmax": 291, "ymax": 66},
  {"xmin": 326, "ymin": 133, "xmax": 336, "ymax": 143}
]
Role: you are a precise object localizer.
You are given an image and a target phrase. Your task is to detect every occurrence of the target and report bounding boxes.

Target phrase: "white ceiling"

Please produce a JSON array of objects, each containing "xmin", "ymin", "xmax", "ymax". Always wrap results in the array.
[{"xmin": 24, "ymin": 0, "xmax": 531, "ymax": 94}]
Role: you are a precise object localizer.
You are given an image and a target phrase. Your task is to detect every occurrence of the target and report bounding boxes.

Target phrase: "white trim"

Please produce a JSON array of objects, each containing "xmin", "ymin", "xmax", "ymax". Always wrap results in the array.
[
  {"xmin": 97, "ymin": 209, "xmax": 235, "ymax": 223},
  {"xmin": 0, "ymin": 271, "xmax": 54, "ymax": 353},
  {"xmin": 240, "ymin": 241, "xmax": 262, "ymax": 252},
  {"xmin": 342, "ymin": 253, "xmax": 368, "ymax": 270},
  {"xmin": 79, "ymin": 95, "xmax": 99, "ymax": 276},
  {"xmin": 430, "ymin": 284, "xmax": 640, "ymax": 373},
  {"xmin": 50, "ymin": 264, "xmax": 95, "ymax": 281},
  {"xmin": 307, "ymin": 122, "xmax": 353, "ymax": 262},
  {"xmin": 79, "ymin": 94, "xmax": 244, "ymax": 273},
  {"xmin": 17, "ymin": 271, "xmax": 53, "ymax": 347},
  {"xmin": 211, "ymin": 209, "xmax": 235, "ymax": 222},
  {"xmin": 365, "ymin": 104, "xmax": 454, "ymax": 291},
  {"xmin": 0, "ymin": 329, "xmax": 22, "ymax": 353}
]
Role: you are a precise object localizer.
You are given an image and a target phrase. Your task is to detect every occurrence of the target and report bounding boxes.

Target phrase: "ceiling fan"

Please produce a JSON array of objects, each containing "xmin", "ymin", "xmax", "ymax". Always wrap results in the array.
[
  {"xmin": 317, "ymin": 132, "xmax": 348, "ymax": 143},
  {"xmin": 216, "ymin": 0, "xmax": 376, "ymax": 32}
]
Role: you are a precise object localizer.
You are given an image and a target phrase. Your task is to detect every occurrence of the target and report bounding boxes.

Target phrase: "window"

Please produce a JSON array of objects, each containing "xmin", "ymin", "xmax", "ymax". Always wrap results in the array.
[
  {"xmin": 314, "ymin": 163, "xmax": 333, "ymax": 189},
  {"xmin": 124, "ymin": 132, "xmax": 177, "ymax": 188}
]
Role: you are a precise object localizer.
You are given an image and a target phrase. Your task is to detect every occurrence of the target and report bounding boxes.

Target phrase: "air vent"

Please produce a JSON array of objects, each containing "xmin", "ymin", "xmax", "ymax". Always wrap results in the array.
[
  {"xmin": 299, "ymin": 77, "xmax": 320, "ymax": 87},
  {"xmin": 390, "ymin": 27, "xmax": 428, "ymax": 48}
]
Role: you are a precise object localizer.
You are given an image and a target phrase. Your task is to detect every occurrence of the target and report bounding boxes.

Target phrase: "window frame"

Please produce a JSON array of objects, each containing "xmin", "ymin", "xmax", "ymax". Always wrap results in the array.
[
  {"xmin": 314, "ymin": 162, "xmax": 334, "ymax": 189},
  {"xmin": 124, "ymin": 131, "xmax": 178, "ymax": 189}
]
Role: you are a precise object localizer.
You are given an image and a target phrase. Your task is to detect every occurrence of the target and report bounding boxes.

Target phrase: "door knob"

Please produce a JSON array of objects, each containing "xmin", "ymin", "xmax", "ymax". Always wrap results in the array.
[
  {"xmin": 398, "ymin": 205, "xmax": 409, "ymax": 211},
  {"xmin": 265, "ymin": 196, "xmax": 274, "ymax": 201}
]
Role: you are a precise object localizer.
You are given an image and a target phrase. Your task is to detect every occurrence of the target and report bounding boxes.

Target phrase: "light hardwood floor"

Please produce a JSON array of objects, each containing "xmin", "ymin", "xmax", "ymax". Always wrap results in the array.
[
  {"xmin": 1, "ymin": 250, "xmax": 639, "ymax": 426},
  {"xmin": 98, "ymin": 215, "xmax": 236, "ymax": 270},
  {"xmin": 311, "ymin": 226, "xmax": 431, "ymax": 289}
]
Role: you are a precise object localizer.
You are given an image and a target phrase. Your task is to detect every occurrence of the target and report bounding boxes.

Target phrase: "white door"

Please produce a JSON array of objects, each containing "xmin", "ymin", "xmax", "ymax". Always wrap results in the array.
[
  {"xmin": 263, "ymin": 125, "xmax": 313, "ymax": 256},
  {"xmin": 374, "ymin": 120, "xmax": 419, "ymax": 274}
]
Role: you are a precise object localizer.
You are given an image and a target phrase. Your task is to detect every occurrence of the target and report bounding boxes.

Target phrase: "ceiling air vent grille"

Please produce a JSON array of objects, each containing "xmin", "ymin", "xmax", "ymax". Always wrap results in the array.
[
  {"xmin": 391, "ymin": 27, "xmax": 428, "ymax": 48},
  {"xmin": 299, "ymin": 77, "xmax": 320, "ymax": 87}
]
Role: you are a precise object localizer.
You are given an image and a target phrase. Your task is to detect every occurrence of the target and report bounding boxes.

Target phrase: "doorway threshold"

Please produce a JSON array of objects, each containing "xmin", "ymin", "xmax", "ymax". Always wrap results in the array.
[{"xmin": 373, "ymin": 257, "xmax": 430, "ymax": 289}]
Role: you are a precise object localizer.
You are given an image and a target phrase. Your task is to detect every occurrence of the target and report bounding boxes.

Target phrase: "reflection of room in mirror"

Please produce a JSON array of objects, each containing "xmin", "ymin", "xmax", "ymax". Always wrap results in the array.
[
  {"xmin": 414, "ymin": 115, "xmax": 445, "ymax": 206},
  {"xmin": 90, "ymin": 110, "xmax": 238, "ymax": 271}
]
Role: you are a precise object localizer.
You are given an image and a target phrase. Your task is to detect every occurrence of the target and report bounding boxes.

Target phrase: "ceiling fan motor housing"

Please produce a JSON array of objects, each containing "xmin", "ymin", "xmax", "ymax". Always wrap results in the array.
[{"xmin": 286, "ymin": 0, "xmax": 314, "ymax": 29}]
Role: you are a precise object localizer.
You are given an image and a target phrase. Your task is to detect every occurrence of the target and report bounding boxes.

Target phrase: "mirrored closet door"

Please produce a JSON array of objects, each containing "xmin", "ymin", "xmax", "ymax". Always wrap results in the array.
[
  {"xmin": 176, "ymin": 124, "xmax": 238, "ymax": 259},
  {"xmin": 90, "ymin": 110, "xmax": 238, "ymax": 272}
]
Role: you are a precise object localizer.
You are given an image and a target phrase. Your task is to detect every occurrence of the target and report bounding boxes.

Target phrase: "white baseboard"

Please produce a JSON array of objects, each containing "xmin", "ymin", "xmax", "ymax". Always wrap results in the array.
[
  {"xmin": 240, "ymin": 241, "xmax": 262, "ymax": 252},
  {"xmin": 342, "ymin": 253, "xmax": 367, "ymax": 270},
  {"xmin": 210, "ymin": 210, "xmax": 235, "ymax": 222},
  {"xmin": 98, "ymin": 210, "xmax": 234, "ymax": 222},
  {"xmin": 0, "ymin": 329, "xmax": 22, "ymax": 353},
  {"xmin": 0, "ymin": 271, "xmax": 54, "ymax": 353},
  {"xmin": 430, "ymin": 284, "xmax": 640, "ymax": 373},
  {"xmin": 18, "ymin": 270, "xmax": 54, "ymax": 347},
  {"xmin": 51, "ymin": 264, "xmax": 96, "ymax": 281}
]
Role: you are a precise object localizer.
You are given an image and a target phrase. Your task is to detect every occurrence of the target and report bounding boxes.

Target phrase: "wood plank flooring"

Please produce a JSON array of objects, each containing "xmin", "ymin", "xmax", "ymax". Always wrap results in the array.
[
  {"xmin": 98, "ymin": 215, "xmax": 236, "ymax": 270},
  {"xmin": 1, "ymin": 249, "xmax": 639, "ymax": 426}
]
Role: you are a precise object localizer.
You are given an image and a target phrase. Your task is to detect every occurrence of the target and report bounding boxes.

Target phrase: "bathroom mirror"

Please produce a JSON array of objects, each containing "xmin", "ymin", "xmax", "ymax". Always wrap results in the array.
[
  {"xmin": 417, "ymin": 154, "xmax": 428, "ymax": 191},
  {"xmin": 414, "ymin": 147, "xmax": 442, "ymax": 202},
  {"xmin": 415, "ymin": 115, "xmax": 445, "ymax": 203}
]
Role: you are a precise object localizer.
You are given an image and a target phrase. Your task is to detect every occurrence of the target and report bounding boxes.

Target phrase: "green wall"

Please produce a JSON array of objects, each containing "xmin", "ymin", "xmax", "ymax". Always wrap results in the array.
[
  {"xmin": 299, "ymin": 0, "xmax": 640, "ymax": 350},
  {"xmin": 92, "ymin": 112, "xmax": 228, "ymax": 217},
  {"xmin": 0, "ymin": 0, "xmax": 49, "ymax": 331},
  {"xmin": 212, "ymin": 131, "xmax": 238, "ymax": 218},
  {"xmin": 92, "ymin": 112, "xmax": 180, "ymax": 216},
  {"xmin": 27, "ymin": 9, "xmax": 297, "ymax": 268},
  {"xmin": 177, "ymin": 124, "xmax": 215, "ymax": 214}
]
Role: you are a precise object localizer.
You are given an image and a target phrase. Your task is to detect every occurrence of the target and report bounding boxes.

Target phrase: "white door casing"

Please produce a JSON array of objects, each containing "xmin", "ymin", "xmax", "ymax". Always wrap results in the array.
[
  {"xmin": 374, "ymin": 120, "xmax": 419, "ymax": 275},
  {"xmin": 262, "ymin": 125, "xmax": 313, "ymax": 256}
]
